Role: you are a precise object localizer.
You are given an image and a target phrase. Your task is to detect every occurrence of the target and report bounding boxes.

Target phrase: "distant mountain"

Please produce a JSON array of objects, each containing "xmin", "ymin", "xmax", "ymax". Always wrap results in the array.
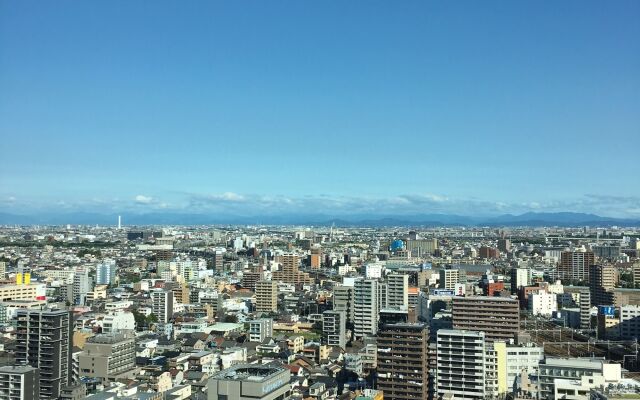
[{"xmin": 0, "ymin": 211, "xmax": 637, "ymax": 227}]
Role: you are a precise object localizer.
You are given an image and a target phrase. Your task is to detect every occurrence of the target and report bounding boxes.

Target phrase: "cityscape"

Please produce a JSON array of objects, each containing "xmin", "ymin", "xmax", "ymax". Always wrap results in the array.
[{"xmin": 1, "ymin": 1, "xmax": 639, "ymax": 400}]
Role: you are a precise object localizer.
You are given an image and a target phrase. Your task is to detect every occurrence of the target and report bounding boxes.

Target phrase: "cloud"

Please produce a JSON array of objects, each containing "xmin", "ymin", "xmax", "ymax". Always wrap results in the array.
[{"xmin": 134, "ymin": 195, "xmax": 154, "ymax": 204}]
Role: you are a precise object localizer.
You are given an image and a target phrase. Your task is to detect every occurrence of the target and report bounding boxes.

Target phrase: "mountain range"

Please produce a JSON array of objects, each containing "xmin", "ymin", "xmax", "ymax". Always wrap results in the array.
[{"xmin": 0, "ymin": 211, "xmax": 638, "ymax": 227}]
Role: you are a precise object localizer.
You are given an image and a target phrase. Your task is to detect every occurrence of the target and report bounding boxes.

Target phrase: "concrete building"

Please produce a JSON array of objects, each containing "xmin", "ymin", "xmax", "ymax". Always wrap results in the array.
[
  {"xmin": 333, "ymin": 284, "xmax": 354, "ymax": 324},
  {"xmin": 510, "ymin": 267, "xmax": 530, "ymax": 294},
  {"xmin": 207, "ymin": 363, "xmax": 291, "ymax": 400},
  {"xmin": 72, "ymin": 269, "xmax": 92, "ymax": 305},
  {"xmin": 272, "ymin": 254, "xmax": 312, "ymax": 285},
  {"xmin": 255, "ymin": 280, "xmax": 278, "ymax": 314},
  {"xmin": 322, "ymin": 310, "xmax": 346, "ymax": 349},
  {"xmin": 0, "ymin": 365, "xmax": 39, "ymax": 400},
  {"xmin": 559, "ymin": 251, "xmax": 595, "ymax": 282},
  {"xmin": 505, "ymin": 344, "xmax": 544, "ymax": 392},
  {"xmin": 96, "ymin": 260, "xmax": 117, "ymax": 285},
  {"xmin": 589, "ymin": 264, "xmax": 618, "ymax": 306},
  {"xmin": 452, "ymin": 296, "xmax": 520, "ymax": 342},
  {"xmin": 439, "ymin": 268, "xmax": 460, "ymax": 290},
  {"xmin": 0, "ymin": 283, "xmax": 46, "ymax": 302},
  {"xmin": 405, "ymin": 238, "xmax": 438, "ymax": 257},
  {"xmin": 579, "ymin": 289, "xmax": 591, "ymax": 330},
  {"xmin": 16, "ymin": 308, "xmax": 72, "ymax": 399},
  {"xmin": 385, "ymin": 273, "xmax": 408, "ymax": 310},
  {"xmin": 377, "ymin": 323, "xmax": 429, "ymax": 400},
  {"xmin": 248, "ymin": 319, "xmax": 273, "ymax": 343},
  {"xmin": 537, "ymin": 357, "xmax": 621, "ymax": 399},
  {"xmin": 78, "ymin": 333, "xmax": 135, "ymax": 381},
  {"xmin": 619, "ymin": 305, "xmax": 640, "ymax": 339},
  {"xmin": 353, "ymin": 278, "xmax": 379, "ymax": 339},
  {"xmin": 150, "ymin": 289, "xmax": 174, "ymax": 323},
  {"xmin": 529, "ymin": 290, "xmax": 558, "ymax": 317},
  {"xmin": 436, "ymin": 329, "xmax": 487, "ymax": 400}
]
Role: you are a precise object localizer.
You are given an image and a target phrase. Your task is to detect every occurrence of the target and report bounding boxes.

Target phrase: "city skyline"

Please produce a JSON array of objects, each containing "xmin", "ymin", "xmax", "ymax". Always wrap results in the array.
[{"xmin": 1, "ymin": 1, "xmax": 639, "ymax": 218}]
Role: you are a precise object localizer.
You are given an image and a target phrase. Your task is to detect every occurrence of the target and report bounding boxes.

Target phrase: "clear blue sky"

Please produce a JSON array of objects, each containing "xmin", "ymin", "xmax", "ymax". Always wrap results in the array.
[{"xmin": 1, "ymin": 1, "xmax": 639, "ymax": 217}]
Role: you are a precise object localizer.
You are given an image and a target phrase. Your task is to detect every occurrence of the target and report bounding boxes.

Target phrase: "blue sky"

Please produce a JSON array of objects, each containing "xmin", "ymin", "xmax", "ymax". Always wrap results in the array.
[{"xmin": 1, "ymin": 1, "xmax": 639, "ymax": 217}]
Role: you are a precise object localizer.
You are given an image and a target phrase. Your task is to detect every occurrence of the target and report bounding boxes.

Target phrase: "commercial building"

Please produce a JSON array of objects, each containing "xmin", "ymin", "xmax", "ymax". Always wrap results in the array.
[
  {"xmin": 377, "ymin": 323, "xmax": 429, "ymax": 400},
  {"xmin": 537, "ymin": 357, "xmax": 621, "ymax": 399},
  {"xmin": 405, "ymin": 238, "xmax": 438, "ymax": 257},
  {"xmin": 322, "ymin": 310, "xmax": 346, "ymax": 349},
  {"xmin": 255, "ymin": 280, "xmax": 278, "ymax": 314},
  {"xmin": 248, "ymin": 319, "xmax": 273, "ymax": 343},
  {"xmin": 559, "ymin": 251, "xmax": 595, "ymax": 282},
  {"xmin": 505, "ymin": 344, "xmax": 544, "ymax": 392},
  {"xmin": 439, "ymin": 268, "xmax": 461, "ymax": 290},
  {"xmin": 619, "ymin": 305, "xmax": 640, "ymax": 339},
  {"xmin": 452, "ymin": 296, "xmax": 520, "ymax": 342},
  {"xmin": 16, "ymin": 308, "xmax": 72, "ymax": 399},
  {"xmin": 78, "ymin": 333, "xmax": 135, "ymax": 381},
  {"xmin": 0, "ymin": 283, "xmax": 46, "ymax": 302},
  {"xmin": 207, "ymin": 363, "xmax": 291, "ymax": 400}
]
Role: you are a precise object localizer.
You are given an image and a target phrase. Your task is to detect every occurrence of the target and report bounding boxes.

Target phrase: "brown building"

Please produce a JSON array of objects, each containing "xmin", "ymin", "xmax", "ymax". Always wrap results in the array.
[
  {"xmin": 452, "ymin": 296, "xmax": 520, "ymax": 342},
  {"xmin": 310, "ymin": 253, "xmax": 322, "ymax": 270},
  {"xmin": 479, "ymin": 246, "xmax": 500, "ymax": 259},
  {"xmin": 255, "ymin": 280, "xmax": 278, "ymax": 314},
  {"xmin": 241, "ymin": 271, "xmax": 263, "ymax": 291},
  {"xmin": 589, "ymin": 264, "xmax": 618, "ymax": 306},
  {"xmin": 272, "ymin": 254, "xmax": 312, "ymax": 284},
  {"xmin": 559, "ymin": 251, "xmax": 595, "ymax": 282},
  {"xmin": 376, "ymin": 323, "xmax": 429, "ymax": 400}
]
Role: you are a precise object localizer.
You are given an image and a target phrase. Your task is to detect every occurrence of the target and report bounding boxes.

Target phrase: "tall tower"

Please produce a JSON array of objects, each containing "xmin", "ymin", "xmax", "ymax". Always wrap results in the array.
[{"xmin": 117, "ymin": 215, "xmax": 122, "ymax": 230}]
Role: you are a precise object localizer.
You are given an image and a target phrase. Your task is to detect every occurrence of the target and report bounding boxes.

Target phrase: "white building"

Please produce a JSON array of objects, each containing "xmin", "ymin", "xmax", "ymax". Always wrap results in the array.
[
  {"xmin": 248, "ymin": 319, "xmax": 273, "ymax": 343},
  {"xmin": 437, "ymin": 329, "xmax": 487, "ymax": 400},
  {"xmin": 619, "ymin": 304, "xmax": 640, "ymax": 339},
  {"xmin": 151, "ymin": 289, "xmax": 174, "ymax": 323},
  {"xmin": 529, "ymin": 290, "xmax": 558, "ymax": 316},
  {"xmin": 353, "ymin": 278, "xmax": 379, "ymax": 339},
  {"xmin": 505, "ymin": 343, "xmax": 544, "ymax": 392},
  {"xmin": 96, "ymin": 259, "xmax": 117, "ymax": 285}
]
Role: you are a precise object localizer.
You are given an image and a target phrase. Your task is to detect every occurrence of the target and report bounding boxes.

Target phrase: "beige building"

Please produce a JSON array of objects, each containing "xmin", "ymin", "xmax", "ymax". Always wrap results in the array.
[
  {"xmin": 452, "ymin": 296, "xmax": 520, "ymax": 342},
  {"xmin": 272, "ymin": 254, "xmax": 312, "ymax": 284},
  {"xmin": 78, "ymin": 333, "xmax": 136, "ymax": 381},
  {"xmin": 255, "ymin": 280, "xmax": 278, "ymax": 313},
  {"xmin": 0, "ymin": 283, "xmax": 46, "ymax": 302}
]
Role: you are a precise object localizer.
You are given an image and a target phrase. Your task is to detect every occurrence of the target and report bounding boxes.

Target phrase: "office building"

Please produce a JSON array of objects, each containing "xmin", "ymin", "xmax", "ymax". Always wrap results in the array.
[
  {"xmin": 0, "ymin": 283, "xmax": 46, "ymax": 302},
  {"xmin": 78, "ymin": 333, "xmax": 135, "ymax": 381},
  {"xmin": 207, "ymin": 363, "xmax": 291, "ymax": 400},
  {"xmin": 405, "ymin": 238, "xmax": 438, "ymax": 257},
  {"xmin": 248, "ymin": 319, "xmax": 273, "ymax": 343},
  {"xmin": 436, "ymin": 329, "xmax": 487, "ymax": 400},
  {"xmin": 537, "ymin": 357, "xmax": 621, "ymax": 399},
  {"xmin": 0, "ymin": 365, "xmax": 39, "ymax": 400},
  {"xmin": 255, "ymin": 280, "xmax": 278, "ymax": 314},
  {"xmin": 505, "ymin": 344, "xmax": 544, "ymax": 391},
  {"xmin": 559, "ymin": 251, "xmax": 595, "ymax": 282},
  {"xmin": 322, "ymin": 310, "xmax": 346, "ymax": 349},
  {"xmin": 16, "ymin": 309, "xmax": 72, "ymax": 399},
  {"xmin": 589, "ymin": 264, "xmax": 618, "ymax": 306},
  {"xmin": 452, "ymin": 296, "xmax": 520, "ymax": 342},
  {"xmin": 353, "ymin": 278, "xmax": 379, "ymax": 339},
  {"xmin": 529, "ymin": 291, "xmax": 558, "ymax": 316},
  {"xmin": 377, "ymin": 323, "xmax": 429, "ymax": 400},
  {"xmin": 95, "ymin": 260, "xmax": 117, "ymax": 285},
  {"xmin": 150, "ymin": 289, "xmax": 174, "ymax": 323}
]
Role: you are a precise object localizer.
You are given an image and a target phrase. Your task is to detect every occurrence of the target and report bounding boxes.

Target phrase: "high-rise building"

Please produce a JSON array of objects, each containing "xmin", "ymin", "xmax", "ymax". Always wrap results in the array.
[
  {"xmin": 353, "ymin": 279, "xmax": 378, "ymax": 339},
  {"xmin": 579, "ymin": 289, "xmax": 591, "ymax": 330},
  {"xmin": 0, "ymin": 365, "xmax": 40, "ymax": 400},
  {"xmin": 16, "ymin": 309, "xmax": 72, "ymax": 399},
  {"xmin": 510, "ymin": 267, "xmax": 530, "ymax": 294},
  {"xmin": 439, "ymin": 267, "xmax": 462, "ymax": 290},
  {"xmin": 559, "ymin": 251, "xmax": 595, "ymax": 282},
  {"xmin": 150, "ymin": 289, "xmax": 174, "ymax": 323},
  {"xmin": 272, "ymin": 254, "xmax": 312, "ymax": 284},
  {"xmin": 497, "ymin": 239, "xmax": 511, "ymax": 253},
  {"xmin": 96, "ymin": 260, "xmax": 117, "ymax": 285},
  {"xmin": 436, "ymin": 329, "xmax": 487, "ymax": 400},
  {"xmin": 479, "ymin": 246, "xmax": 500, "ymax": 259},
  {"xmin": 0, "ymin": 262, "xmax": 6, "ymax": 280},
  {"xmin": 333, "ymin": 284, "xmax": 354, "ymax": 324},
  {"xmin": 255, "ymin": 280, "xmax": 278, "ymax": 314},
  {"xmin": 72, "ymin": 269, "xmax": 92, "ymax": 305},
  {"xmin": 322, "ymin": 310, "xmax": 346, "ymax": 349},
  {"xmin": 242, "ymin": 271, "xmax": 262, "ymax": 291},
  {"xmin": 589, "ymin": 264, "xmax": 618, "ymax": 306},
  {"xmin": 248, "ymin": 319, "xmax": 273, "ymax": 343},
  {"xmin": 377, "ymin": 323, "xmax": 429, "ymax": 400},
  {"xmin": 385, "ymin": 274, "xmax": 408, "ymax": 310},
  {"xmin": 78, "ymin": 333, "xmax": 135, "ymax": 381},
  {"xmin": 452, "ymin": 296, "xmax": 520, "ymax": 342}
]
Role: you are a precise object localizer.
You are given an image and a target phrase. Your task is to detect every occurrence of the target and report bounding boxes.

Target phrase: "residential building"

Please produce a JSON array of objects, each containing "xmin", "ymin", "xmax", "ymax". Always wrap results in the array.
[
  {"xmin": 439, "ymin": 268, "xmax": 460, "ymax": 290},
  {"xmin": 377, "ymin": 323, "xmax": 429, "ymax": 400},
  {"xmin": 0, "ymin": 365, "xmax": 39, "ymax": 400},
  {"xmin": 96, "ymin": 260, "xmax": 117, "ymax": 285},
  {"xmin": 436, "ymin": 329, "xmax": 487, "ymax": 400},
  {"xmin": 353, "ymin": 278, "xmax": 378, "ymax": 339},
  {"xmin": 322, "ymin": 310, "xmax": 346, "ymax": 349},
  {"xmin": 255, "ymin": 280, "xmax": 278, "ymax": 314},
  {"xmin": 385, "ymin": 273, "xmax": 408, "ymax": 310},
  {"xmin": 150, "ymin": 289, "xmax": 174, "ymax": 323},
  {"xmin": 78, "ymin": 333, "xmax": 136, "ymax": 381},
  {"xmin": 510, "ymin": 267, "xmax": 530, "ymax": 294},
  {"xmin": 248, "ymin": 319, "xmax": 273, "ymax": 343},
  {"xmin": 589, "ymin": 264, "xmax": 618, "ymax": 306},
  {"xmin": 272, "ymin": 254, "xmax": 312, "ymax": 284},
  {"xmin": 15, "ymin": 309, "xmax": 72, "ymax": 399},
  {"xmin": 333, "ymin": 284, "xmax": 354, "ymax": 324},
  {"xmin": 529, "ymin": 291, "xmax": 558, "ymax": 317},
  {"xmin": 559, "ymin": 251, "xmax": 595, "ymax": 282},
  {"xmin": 452, "ymin": 296, "xmax": 520, "ymax": 342}
]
